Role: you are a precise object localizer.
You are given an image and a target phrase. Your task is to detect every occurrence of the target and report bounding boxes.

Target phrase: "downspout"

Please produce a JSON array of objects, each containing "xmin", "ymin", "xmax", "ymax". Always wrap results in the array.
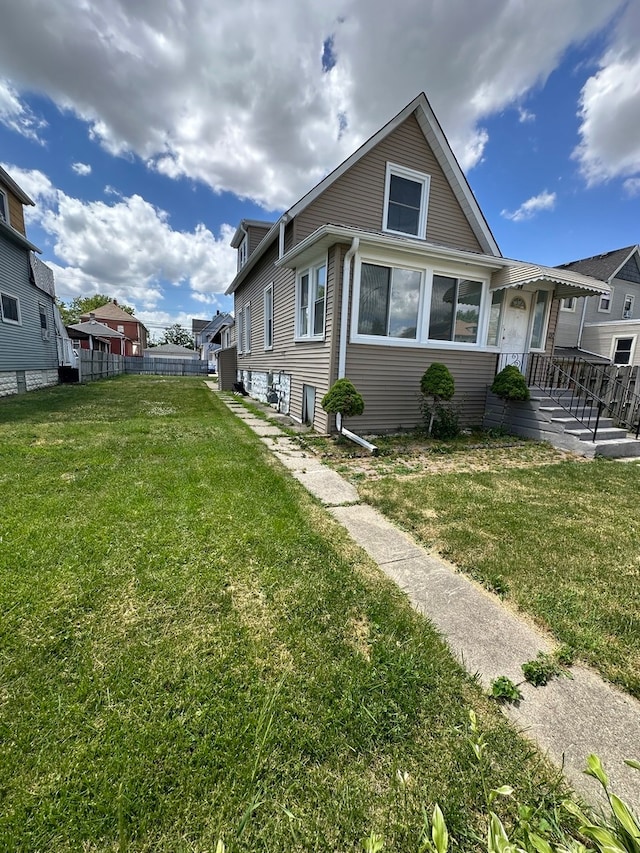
[{"xmin": 335, "ymin": 237, "xmax": 377, "ymax": 454}]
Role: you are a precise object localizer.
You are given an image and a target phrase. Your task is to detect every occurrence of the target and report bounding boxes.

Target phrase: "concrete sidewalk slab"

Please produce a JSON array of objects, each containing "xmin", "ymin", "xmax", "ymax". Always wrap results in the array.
[
  {"xmin": 330, "ymin": 504, "xmax": 426, "ymax": 564},
  {"xmin": 292, "ymin": 468, "xmax": 359, "ymax": 506}
]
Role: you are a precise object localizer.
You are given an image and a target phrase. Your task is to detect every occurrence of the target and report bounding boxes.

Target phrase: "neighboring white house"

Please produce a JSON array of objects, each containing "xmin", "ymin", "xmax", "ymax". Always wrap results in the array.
[{"xmin": 143, "ymin": 343, "xmax": 200, "ymax": 360}]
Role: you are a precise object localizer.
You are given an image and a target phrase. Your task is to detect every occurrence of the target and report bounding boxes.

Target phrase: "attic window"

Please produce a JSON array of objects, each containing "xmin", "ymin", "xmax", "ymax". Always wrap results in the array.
[
  {"xmin": 237, "ymin": 236, "xmax": 248, "ymax": 271},
  {"xmin": 383, "ymin": 163, "xmax": 430, "ymax": 238},
  {"xmin": 0, "ymin": 189, "xmax": 8, "ymax": 224}
]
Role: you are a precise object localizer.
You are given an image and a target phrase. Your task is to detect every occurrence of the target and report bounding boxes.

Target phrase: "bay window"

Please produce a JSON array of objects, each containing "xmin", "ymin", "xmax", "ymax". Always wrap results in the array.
[
  {"xmin": 297, "ymin": 261, "xmax": 326, "ymax": 339},
  {"xmin": 358, "ymin": 263, "xmax": 421, "ymax": 339},
  {"xmin": 429, "ymin": 275, "xmax": 482, "ymax": 343}
]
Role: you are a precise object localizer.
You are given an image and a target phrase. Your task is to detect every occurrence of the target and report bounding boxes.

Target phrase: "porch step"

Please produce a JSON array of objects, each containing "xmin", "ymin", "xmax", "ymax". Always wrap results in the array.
[
  {"xmin": 563, "ymin": 426, "xmax": 629, "ymax": 442},
  {"xmin": 588, "ymin": 437, "xmax": 640, "ymax": 458}
]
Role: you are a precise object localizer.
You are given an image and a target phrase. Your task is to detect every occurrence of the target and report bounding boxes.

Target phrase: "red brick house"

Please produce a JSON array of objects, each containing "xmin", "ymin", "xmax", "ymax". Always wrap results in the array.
[{"xmin": 79, "ymin": 301, "xmax": 148, "ymax": 356}]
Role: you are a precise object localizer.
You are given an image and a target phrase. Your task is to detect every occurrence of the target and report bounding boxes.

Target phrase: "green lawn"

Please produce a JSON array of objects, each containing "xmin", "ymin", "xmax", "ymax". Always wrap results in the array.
[
  {"xmin": 358, "ymin": 459, "xmax": 640, "ymax": 699},
  {"xmin": 0, "ymin": 377, "xmax": 567, "ymax": 851}
]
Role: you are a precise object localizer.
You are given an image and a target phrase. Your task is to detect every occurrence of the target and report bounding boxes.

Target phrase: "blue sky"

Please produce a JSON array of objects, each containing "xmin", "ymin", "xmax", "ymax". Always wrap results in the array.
[{"xmin": 0, "ymin": 0, "xmax": 638, "ymax": 338}]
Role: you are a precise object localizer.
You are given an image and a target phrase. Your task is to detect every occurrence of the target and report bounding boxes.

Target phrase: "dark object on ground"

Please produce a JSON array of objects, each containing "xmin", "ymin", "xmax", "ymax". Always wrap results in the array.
[{"xmin": 233, "ymin": 381, "xmax": 249, "ymax": 396}]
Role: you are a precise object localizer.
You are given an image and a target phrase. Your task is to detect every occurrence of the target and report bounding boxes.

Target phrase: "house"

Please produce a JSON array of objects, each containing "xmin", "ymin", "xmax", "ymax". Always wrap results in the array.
[
  {"xmin": 0, "ymin": 165, "xmax": 61, "ymax": 397},
  {"xmin": 68, "ymin": 316, "xmax": 126, "ymax": 353},
  {"xmin": 195, "ymin": 311, "xmax": 234, "ymax": 370},
  {"xmin": 79, "ymin": 301, "xmax": 148, "ymax": 355},
  {"xmin": 223, "ymin": 93, "xmax": 609, "ymax": 435},
  {"xmin": 143, "ymin": 343, "xmax": 200, "ymax": 360},
  {"xmin": 555, "ymin": 246, "xmax": 640, "ymax": 366}
]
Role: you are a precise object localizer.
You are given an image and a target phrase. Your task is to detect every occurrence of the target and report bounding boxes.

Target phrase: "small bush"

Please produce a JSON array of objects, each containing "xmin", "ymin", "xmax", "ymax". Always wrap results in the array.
[
  {"xmin": 490, "ymin": 676, "xmax": 523, "ymax": 704},
  {"xmin": 421, "ymin": 363, "xmax": 455, "ymax": 401},
  {"xmin": 321, "ymin": 378, "xmax": 365, "ymax": 419},
  {"xmin": 491, "ymin": 365, "xmax": 530, "ymax": 401}
]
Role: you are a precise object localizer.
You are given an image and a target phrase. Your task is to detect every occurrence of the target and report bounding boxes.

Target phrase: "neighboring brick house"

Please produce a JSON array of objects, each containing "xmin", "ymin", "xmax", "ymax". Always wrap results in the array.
[{"xmin": 79, "ymin": 301, "xmax": 148, "ymax": 356}]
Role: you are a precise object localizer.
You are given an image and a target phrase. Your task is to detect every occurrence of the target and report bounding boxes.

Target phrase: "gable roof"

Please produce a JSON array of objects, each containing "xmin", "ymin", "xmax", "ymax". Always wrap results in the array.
[
  {"xmin": 68, "ymin": 320, "xmax": 126, "ymax": 338},
  {"xmin": 201, "ymin": 311, "xmax": 234, "ymax": 338},
  {"xmin": 80, "ymin": 301, "xmax": 147, "ymax": 329},
  {"xmin": 557, "ymin": 246, "xmax": 639, "ymax": 283},
  {"xmin": 226, "ymin": 92, "xmax": 500, "ymax": 295},
  {"xmin": 192, "ymin": 318, "xmax": 210, "ymax": 334},
  {"xmin": 144, "ymin": 343, "xmax": 196, "ymax": 356},
  {"xmin": 0, "ymin": 164, "xmax": 35, "ymax": 206}
]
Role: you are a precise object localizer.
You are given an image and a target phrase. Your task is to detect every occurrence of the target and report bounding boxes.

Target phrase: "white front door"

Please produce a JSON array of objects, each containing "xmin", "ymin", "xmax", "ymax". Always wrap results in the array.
[{"xmin": 499, "ymin": 291, "xmax": 531, "ymax": 371}]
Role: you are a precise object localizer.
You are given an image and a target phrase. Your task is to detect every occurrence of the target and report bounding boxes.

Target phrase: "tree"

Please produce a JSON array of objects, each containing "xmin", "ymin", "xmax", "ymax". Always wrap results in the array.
[
  {"xmin": 159, "ymin": 323, "xmax": 194, "ymax": 349},
  {"xmin": 57, "ymin": 294, "xmax": 134, "ymax": 325},
  {"xmin": 321, "ymin": 378, "xmax": 364, "ymax": 433},
  {"xmin": 420, "ymin": 363, "xmax": 456, "ymax": 436}
]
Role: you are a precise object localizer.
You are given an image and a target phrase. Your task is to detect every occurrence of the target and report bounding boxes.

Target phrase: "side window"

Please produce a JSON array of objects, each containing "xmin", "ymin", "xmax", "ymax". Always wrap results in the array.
[
  {"xmin": 598, "ymin": 289, "xmax": 612, "ymax": 313},
  {"xmin": 383, "ymin": 163, "xmax": 430, "ymax": 238},
  {"xmin": 1, "ymin": 291, "xmax": 21, "ymax": 324},
  {"xmin": 296, "ymin": 261, "xmax": 327, "ymax": 339},
  {"xmin": 244, "ymin": 303, "xmax": 251, "ymax": 353},
  {"xmin": 612, "ymin": 336, "xmax": 634, "ymax": 365},
  {"xmin": 264, "ymin": 284, "xmax": 273, "ymax": 350},
  {"xmin": 623, "ymin": 294, "xmax": 634, "ymax": 319}
]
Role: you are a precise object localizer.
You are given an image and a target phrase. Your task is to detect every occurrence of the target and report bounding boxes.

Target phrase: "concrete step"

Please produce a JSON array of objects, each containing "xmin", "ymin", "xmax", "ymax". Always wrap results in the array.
[
  {"xmin": 591, "ymin": 437, "xmax": 640, "ymax": 458},
  {"xmin": 563, "ymin": 427, "xmax": 629, "ymax": 441},
  {"xmin": 549, "ymin": 415, "xmax": 616, "ymax": 429}
]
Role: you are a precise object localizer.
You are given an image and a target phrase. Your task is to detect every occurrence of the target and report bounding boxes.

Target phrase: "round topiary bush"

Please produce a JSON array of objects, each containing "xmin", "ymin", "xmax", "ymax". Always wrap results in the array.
[
  {"xmin": 420, "ymin": 363, "xmax": 455, "ymax": 401},
  {"xmin": 490, "ymin": 365, "xmax": 530, "ymax": 401},
  {"xmin": 321, "ymin": 378, "xmax": 365, "ymax": 422}
]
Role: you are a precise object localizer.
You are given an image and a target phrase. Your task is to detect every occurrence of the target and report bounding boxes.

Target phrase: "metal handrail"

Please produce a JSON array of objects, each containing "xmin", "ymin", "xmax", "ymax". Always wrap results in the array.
[{"xmin": 499, "ymin": 353, "xmax": 640, "ymax": 441}]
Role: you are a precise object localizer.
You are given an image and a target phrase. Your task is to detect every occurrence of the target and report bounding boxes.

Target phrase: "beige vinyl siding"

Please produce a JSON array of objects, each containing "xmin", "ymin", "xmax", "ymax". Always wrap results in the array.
[
  {"xmin": 555, "ymin": 296, "xmax": 585, "ymax": 348},
  {"xmin": 248, "ymin": 225, "xmax": 271, "ymax": 257},
  {"xmin": 295, "ymin": 114, "xmax": 483, "ymax": 253},
  {"xmin": 343, "ymin": 344, "xmax": 496, "ymax": 433},
  {"xmin": 234, "ymin": 241, "xmax": 339, "ymax": 432}
]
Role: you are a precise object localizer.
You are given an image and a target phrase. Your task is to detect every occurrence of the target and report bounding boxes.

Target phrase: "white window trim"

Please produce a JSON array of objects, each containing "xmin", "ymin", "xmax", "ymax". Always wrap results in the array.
[
  {"xmin": 611, "ymin": 335, "xmax": 636, "ymax": 365},
  {"xmin": 236, "ymin": 308, "xmax": 243, "ymax": 354},
  {"xmin": 263, "ymin": 283, "xmax": 274, "ymax": 351},
  {"xmin": 237, "ymin": 235, "xmax": 248, "ymax": 271},
  {"xmin": 350, "ymin": 251, "xmax": 493, "ymax": 351},
  {"xmin": 527, "ymin": 288, "xmax": 553, "ymax": 353},
  {"xmin": 244, "ymin": 302, "xmax": 251, "ymax": 353},
  {"xmin": 598, "ymin": 286, "xmax": 613, "ymax": 313},
  {"xmin": 0, "ymin": 188, "xmax": 9, "ymax": 225},
  {"xmin": 0, "ymin": 290, "xmax": 21, "ymax": 325},
  {"xmin": 623, "ymin": 294, "xmax": 635, "ymax": 319},
  {"xmin": 560, "ymin": 296, "xmax": 577, "ymax": 312},
  {"xmin": 382, "ymin": 162, "xmax": 430, "ymax": 239},
  {"xmin": 295, "ymin": 257, "xmax": 327, "ymax": 342}
]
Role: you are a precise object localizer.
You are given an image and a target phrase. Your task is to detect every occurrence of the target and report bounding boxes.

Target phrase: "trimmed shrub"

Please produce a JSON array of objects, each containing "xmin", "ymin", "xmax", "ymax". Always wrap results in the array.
[
  {"xmin": 420, "ymin": 363, "xmax": 455, "ymax": 402},
  {"xmin": 491, "ymin": 365, "xmax": 530, "ymax": 401},
  {"xmin": 321, "ymin": 378, "xmax": 365, "ymax": 422}
]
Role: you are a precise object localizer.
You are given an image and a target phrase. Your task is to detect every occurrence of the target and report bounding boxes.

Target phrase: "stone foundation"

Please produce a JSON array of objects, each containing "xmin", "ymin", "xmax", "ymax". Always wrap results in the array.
[
  {"xmin": 237, "ymin": 369, "xmax": 291, "ymax": 414},
  {"xmin": 0, "ymin": 369, "xmax": 58, "ymax": 397}
]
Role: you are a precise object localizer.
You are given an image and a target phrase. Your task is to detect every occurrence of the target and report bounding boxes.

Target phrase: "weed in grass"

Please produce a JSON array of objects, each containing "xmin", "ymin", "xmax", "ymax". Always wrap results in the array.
[
  {"xmin": 522, "ymin": 651, "xmax": 570, "ymax": 687},
  {"xmin": 489, "ymin": 676, "xmax": 523, "ymax": 704}
]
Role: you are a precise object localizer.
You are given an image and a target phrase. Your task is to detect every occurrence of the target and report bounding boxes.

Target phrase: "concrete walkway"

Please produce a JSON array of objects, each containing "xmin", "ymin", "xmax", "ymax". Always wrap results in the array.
[{"xmin": 210, "ymin": 386, "xmax": 640, "ymax": 809}]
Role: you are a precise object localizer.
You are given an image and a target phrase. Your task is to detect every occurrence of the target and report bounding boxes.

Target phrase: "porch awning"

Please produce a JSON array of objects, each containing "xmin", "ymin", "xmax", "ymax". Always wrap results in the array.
[{"xmin": 490, "ymin": 262, "xmax": 609, "ymax": 298}]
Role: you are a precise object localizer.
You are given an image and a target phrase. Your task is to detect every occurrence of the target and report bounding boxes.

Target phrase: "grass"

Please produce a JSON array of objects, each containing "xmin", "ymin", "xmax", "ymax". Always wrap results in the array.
[
  {"xmin": 358, "ymin": 458, "xmax": 640, "ymax": 698},
  {"xmin": 0, "ymin": 376, "xmax": 569, "ymax": 851}
]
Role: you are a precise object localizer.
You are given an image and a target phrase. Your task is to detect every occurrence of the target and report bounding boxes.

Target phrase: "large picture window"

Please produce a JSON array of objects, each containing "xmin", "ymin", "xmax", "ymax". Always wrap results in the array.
[
  {"xmin": 429, "ymin": 275, "xmax": 482, "ymax": 343},
  {"xmin": 354, "ymin": 258, "xmax": 490, "ymax": 347},
  {"xmin": 358, "ymin": 263, "xmax": 421, "ymax": 339},
  {"xmin": 383, "ymin": 163, "xmax": 430, "ymax": 238},
  {"xmin": 297, "ymin": 261, "xmax": 326, "ymax": 339}
]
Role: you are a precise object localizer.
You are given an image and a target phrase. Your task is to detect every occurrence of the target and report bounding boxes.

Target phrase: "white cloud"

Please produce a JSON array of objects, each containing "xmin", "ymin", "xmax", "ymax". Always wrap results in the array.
[
  {"xmin": 0, "ymin": 0, "xmax": 625, "ymax": 209},
  {"xmin": 624, "ymin": 178, "xmax": 640, "ymax": 197},
  {"xmin": 573, "ymin": 2, "xmax": 640, "ymax": 186},
  {"xmin": 518, "ymin": 107, "xmax": 536, "ymax": 123},
  {"xmin": 0, "ymin": 78, "xmax": 46, "ymax": 141},
  {"xmin": 71, "ymin": 162, "xmax": 92, "ymax": 176},
  {"xmin": 501, "ymin": 190, "xmax": 557, "ymax": 222},
  {"xmin": 2, "ymin": 163, "xmax": 237, "ymax": 311}
]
